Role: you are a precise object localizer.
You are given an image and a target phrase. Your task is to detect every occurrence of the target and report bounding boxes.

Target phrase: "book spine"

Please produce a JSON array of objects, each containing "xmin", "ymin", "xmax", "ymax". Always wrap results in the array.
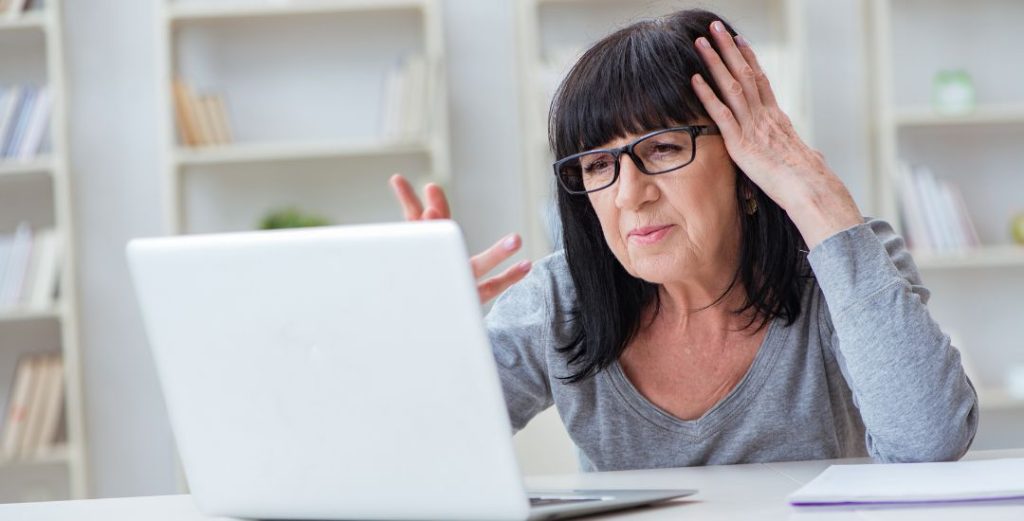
[
  {"xmin": 29, "ymin": 229, "xmax": 60, "ymax": 309},
  {"xmin": 895, "ymin": 161, "xmax": 930, "ymax": 251},
  {"xmin": 0, "ymin": 87, "xmax": 22, "ymax": 156},
  {"xmin": 18, "ymin": 355, "xmax": 48, "ymax": 458},
  {"xmin": 172, "ymin": 80, "xmax": 200, "ymax": 147},
  {"xmin": 0, "ymin": 222, "xmax": 33, "ymax": 307},
  {"xmin": 5, "ymin": 86, "xmax": 37, "ymax": 158},
  {"xmin": 35, "ymin": 355, "xmax": 64, "ymax": 456},
  {"xmin": 1, "ymin": 356, "xmax": 35, "ymax": 460},
  {"xmin": 17, "ymin": 85, "xmax": 52, "ymax": 160},
  {"xmin": 0, "ymin": 86, "xmax": 26, "ymax": 158}
]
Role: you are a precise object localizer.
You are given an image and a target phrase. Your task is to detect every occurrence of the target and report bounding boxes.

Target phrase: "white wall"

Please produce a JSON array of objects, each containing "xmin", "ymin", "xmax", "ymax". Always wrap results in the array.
[
  {"xmin": 62, "ymin": 0, "xmax": 879, "ymax": 497},
  {"xmin": 63, "ymin": 0, "xmax": 177, "ymax": 497}
]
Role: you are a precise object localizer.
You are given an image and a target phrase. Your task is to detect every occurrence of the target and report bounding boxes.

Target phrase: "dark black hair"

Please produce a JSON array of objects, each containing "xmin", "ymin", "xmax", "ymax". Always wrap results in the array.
[{"xmin": 549, "ymin": 9, "xmax": 810, "ymax": 383}]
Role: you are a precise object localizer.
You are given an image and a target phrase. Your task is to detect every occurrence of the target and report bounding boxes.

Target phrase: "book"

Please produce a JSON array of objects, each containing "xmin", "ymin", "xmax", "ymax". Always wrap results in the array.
[
  {"xmin": 380, "ymin": 53, "xmax": 430, "ymax": 142},
  {"xmin": 16, "ymin": 85, "xmax": 51, "ymax": 160},
  {"xmin": 0, "ymin": 222, "xmax": 33, "ymax": 308},
  {"xmin": 895, "ymin": 161, "xmax": 930, "ymax": 251},
  {"xmin": 790, "ymin": 458, "xmax": 1024, "ymax": 505},
  {"xmin": 0, "ymin": 87, "xmax": 22, "ymax": 157},
  {"xmin": 896, "ymin": 162, "xmax": 978, "ymax": 254},
  {"xmin": 0, "ymin": 356, "xmax": 35, "ymax": 460},
  {"xmin": 172, "ymin": 79, "xmax": 201, "ymax": 147},
  {"xmin": 17, "ymin": 355, "xmax": 49, "ymax": 458},
  {"xmin": 34, "ymin": 355, "xmax": 64, "ymax": 457},
  {"xmin": 207, "ymin": 94, "xmax": 233, "ymax": 145},
  {"xmin": 173, "ymin": 80, "xmax": 232, "ymax": 147},
  {"xmin": 21, "ymin": 354, "xmax": 62, "ymax": 457},
  {"xmin": 0, "ymin": 232, "xmax": 13, "ymax": 304},
  {"xmin": 21, "ymin": 228, "xmax": 59, "ymax": 310},
  {"xmin": 193, "ymin": 94, "xmax": 217, "ymax": 146},
  {"xmin": 4, "ymin": 86, "xmax": 37, "ymax": 158}
]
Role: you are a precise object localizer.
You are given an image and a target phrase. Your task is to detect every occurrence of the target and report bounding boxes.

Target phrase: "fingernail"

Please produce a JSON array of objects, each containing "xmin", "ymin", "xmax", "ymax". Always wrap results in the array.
[
  {"xmin": 696, "ymin": 37, "xmax": 711, "ymax": 49},
  {"xmin": 712, "ymin": 21, "xmax": 725, "ymax": 33},
  {"xmin": 517, "ymin": 260, "xmax": 532, "ymax": 272},
  {"xmin": 735, "ymin": 34, "xmax": 750, "ymax": 47},
  {"xmin": 503, "ymin": 235, "xmax": 519, "ymax": 251},
  {"xmin": 693, "ymin": 74, "xmax": 706, "ymax": 85}
]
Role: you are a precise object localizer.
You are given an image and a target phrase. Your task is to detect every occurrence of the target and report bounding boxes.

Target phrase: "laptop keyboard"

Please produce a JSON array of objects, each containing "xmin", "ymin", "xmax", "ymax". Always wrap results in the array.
[{"xmin": 529, "ymin": 496, "xmax": 603, "ymax": 507}]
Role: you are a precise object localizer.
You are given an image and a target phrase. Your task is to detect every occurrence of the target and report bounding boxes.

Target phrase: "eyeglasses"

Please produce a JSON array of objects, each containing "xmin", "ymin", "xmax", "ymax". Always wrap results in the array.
[{"xmin": 553, "ymin": 125, "xmax": 721, "ymax": 194}]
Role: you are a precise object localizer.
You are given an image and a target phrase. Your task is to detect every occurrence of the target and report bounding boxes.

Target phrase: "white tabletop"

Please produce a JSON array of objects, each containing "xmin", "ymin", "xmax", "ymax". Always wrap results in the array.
[{"xmin": 3, "ymin": 449, "xmax": 1022, "ymax": 520}]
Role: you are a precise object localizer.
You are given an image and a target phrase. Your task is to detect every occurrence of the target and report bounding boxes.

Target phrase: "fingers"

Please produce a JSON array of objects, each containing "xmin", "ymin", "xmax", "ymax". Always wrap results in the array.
[
  {"xmin": 733, "ymin": 36, "xmax": 779, "ymax": 109},
  {"xmin": 389, "ymin": 174, "xmax": 424, "ymax": 221},
  {"xmin": 478, "ymin": 260, "xmax": 531, "ymax": 304},
  {"xmin": 424, "ymin": 183, "xmax": 451, "ymax": 219},
  {"xmin": 471, "ymin": 233, "xmax": 522, "ymax": 278},
  {"xmin": 691, "ymin": 73, "xmax": 741, "ymax": 141},
  {"xmin": 695, "ymin": 36, "xmax": 750, "ymax": 125},
  {"xmin": 707, "ymin": 21, "xmax": 762, "ymax": 110}
]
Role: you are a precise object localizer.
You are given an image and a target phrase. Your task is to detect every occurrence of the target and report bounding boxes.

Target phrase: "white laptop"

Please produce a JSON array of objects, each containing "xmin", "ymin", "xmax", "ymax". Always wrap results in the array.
[{"xmin": 126, "ymin": 220, "xmax": 694, "ymax": 520}]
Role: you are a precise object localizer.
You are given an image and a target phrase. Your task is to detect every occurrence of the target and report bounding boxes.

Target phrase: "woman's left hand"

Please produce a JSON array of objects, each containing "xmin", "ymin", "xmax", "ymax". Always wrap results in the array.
[{"xmin": 690, "ymin": 20, "xmax": 864, "ymax": 249}]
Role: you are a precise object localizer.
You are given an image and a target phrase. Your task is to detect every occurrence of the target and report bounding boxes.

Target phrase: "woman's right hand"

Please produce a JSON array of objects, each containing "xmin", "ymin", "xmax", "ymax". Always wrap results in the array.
[{"xmin": 388, "ymin": 174, "xmax": 532, "ymax": 304}]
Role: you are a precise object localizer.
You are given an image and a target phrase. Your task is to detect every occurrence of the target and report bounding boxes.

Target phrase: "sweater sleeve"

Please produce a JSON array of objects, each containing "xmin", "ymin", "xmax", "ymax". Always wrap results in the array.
[
  {"xmin": 808, "ymin": 218, "xmax": 979, "ymax": 462},
  {"xmin": 483, "ymin": 253, "xmax": 569, "ymax": 432}
]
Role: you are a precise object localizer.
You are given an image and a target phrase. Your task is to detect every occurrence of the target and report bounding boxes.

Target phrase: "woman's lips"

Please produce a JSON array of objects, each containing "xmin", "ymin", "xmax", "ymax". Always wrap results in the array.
[{"xmin": 628, "ymin": 225, "xmax": 674, "ymax": 245}]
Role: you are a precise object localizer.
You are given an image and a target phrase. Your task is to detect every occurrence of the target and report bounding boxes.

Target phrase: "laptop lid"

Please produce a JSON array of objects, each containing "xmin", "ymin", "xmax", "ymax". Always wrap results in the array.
[{"xmin": 127, "ymin": 221, "xmax": 531, "ymax": 520}]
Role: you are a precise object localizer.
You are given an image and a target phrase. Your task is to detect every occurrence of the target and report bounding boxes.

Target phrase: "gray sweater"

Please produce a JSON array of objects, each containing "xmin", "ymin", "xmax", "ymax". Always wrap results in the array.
[{"xmin": 484, "ymin": 219, "xmax": 978, "ymax": 471}]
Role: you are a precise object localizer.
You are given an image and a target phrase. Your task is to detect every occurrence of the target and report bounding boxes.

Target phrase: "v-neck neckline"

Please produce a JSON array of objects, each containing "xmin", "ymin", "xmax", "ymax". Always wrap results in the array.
[{"xmin": 604, "ymin": 315, "xmax": 788, "ymax": 438}]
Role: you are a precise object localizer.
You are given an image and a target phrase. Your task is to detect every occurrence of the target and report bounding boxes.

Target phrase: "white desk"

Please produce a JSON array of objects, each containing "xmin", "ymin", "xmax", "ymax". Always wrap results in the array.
[{"xmin": 2, "ymin": 449, "xmax": 1022, "ymax": 520}]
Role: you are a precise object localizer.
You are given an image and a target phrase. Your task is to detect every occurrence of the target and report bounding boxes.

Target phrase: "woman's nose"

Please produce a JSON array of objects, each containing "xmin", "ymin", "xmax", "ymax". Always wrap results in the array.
[{"xmin": 614, "ymin": 154, "xmax": 656, "ymax": 210}]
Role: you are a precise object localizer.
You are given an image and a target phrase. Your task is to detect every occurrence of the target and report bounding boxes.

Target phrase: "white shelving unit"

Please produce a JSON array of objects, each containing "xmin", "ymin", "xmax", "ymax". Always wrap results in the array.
[
  {"xmin": 0, "ymin": 0, "xmax": 89, "ymax": 502},
  {"xmin": 155, "ymin": 0, "xmax": 449, "ymax": 489},
  {"xmin": 157, "ymin": 0, "xmax": 450, "ymax": 236},
  {"xmin": 515, "ymin": 0, "xmax": 810, "ymax": 259},
  {"xmin": 867, "ymin": 0, "xmax": 1024, "ymax": 421}
]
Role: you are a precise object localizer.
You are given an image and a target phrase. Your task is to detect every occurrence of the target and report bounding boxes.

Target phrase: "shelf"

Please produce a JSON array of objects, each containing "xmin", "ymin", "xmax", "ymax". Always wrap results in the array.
[
  {"xmin": 167, "ymin": 0, "xmax": 426, "ymax": 22},
  {"xmin": 0, "ymin": 158, "xmax": 54, "ymax": 179},
  {"xmin": 893, "ymin": 104, "xmax": 1024, "ymax": 128},
  {"xmin": 977, "ymin": 387, "xmax": 1024, "ymax": 412},
  {"xmin": 0, "ymin": 11, "xmax": 46, "ymax": 31},
  {"xmin": 173, "ymin": 139, "xmax": 431, "ymax": 167},
  {"xmin": 912, "ymin": 244, "xmax": 1024, "ymax": 270},
  {"xmin": 0, "ymin": 446, "xmax": 69, "ymax": 470},
  {"xmin": 0, "ymin": 307, "xmax": 60, "ymax": 324}
]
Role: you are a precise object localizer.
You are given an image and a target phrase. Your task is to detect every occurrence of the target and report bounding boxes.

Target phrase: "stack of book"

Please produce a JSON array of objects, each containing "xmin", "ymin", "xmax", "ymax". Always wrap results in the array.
[
  {"xmin": 1, "ymin": 353, "xmax": 65, "ymax": 462},
  {"xmin": 172, "ymin": 79, "xmax": 233, "ymax": 147},
  {"xmin": 0, "ymin": 223, "xmax": 61, "ymax": 311},
  {"xmin": 380, "ymin": 53, "xmax": 432, "ymax": 142},
  {"xmin": 0, "ymin": 0, "xmax": 40, "ymax": 17},
  {"xmin": 896, "ymin": 162, "xmax": 980, "ymax": 253},
  {"xmin": 0, "ymin": 85, "xmax": 52, "ymax": 162}
]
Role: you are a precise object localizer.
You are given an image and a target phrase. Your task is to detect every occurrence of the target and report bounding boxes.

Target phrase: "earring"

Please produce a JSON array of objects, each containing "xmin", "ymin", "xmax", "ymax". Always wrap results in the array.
[{"xmin": 744, "ymin": 197, "xmax": 758, "ymax": 215}]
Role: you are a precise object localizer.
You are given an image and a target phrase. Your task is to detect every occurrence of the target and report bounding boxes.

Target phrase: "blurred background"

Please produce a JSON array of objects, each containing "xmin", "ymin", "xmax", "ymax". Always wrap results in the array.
[{"xmin": 0, "ymin": 0, "xmax": 1022, "ymax": 503}]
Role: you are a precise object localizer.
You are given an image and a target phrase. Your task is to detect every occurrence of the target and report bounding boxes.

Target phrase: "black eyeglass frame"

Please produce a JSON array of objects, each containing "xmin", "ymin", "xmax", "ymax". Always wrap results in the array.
[{"xmin": 552, "ymin": 125, "xmax": 721, "ymax": 195}]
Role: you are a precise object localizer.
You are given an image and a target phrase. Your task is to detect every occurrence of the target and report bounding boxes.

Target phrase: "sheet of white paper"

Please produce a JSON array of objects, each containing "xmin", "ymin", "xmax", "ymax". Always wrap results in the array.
[{"xmin": 789, "ymin": 458, "xmax": 1024, "ymax": 505}]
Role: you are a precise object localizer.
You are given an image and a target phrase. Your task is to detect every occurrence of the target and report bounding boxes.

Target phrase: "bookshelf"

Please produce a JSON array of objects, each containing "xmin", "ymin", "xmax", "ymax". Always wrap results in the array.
[
  {"xmin": 155, "ymin": 0, "xmax": 449, "ymax": 488},
  {"xmin": 515, "ymin": 0, "xmax": 810, "ymax": 260},
  {"xmin": 0, "ymin": 0, "xmax": 89, "ymax": 502},
  {"xmin": 867, "ymin": 0, "xmax": 1024, "ymax": 419},
  {"xmin": 157, "ymin": 0, "xmax": 450, "ymax": 235}
]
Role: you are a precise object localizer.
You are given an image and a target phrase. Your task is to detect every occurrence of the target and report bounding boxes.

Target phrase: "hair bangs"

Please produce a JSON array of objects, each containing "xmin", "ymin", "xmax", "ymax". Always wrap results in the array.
[{"xmin": 549, "ymin": 19, "xmax": 710, "ymax": 160}]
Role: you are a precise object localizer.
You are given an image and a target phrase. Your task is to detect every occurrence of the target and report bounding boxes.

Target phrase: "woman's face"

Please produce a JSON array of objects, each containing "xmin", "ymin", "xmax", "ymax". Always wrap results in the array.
[{"xmin": 585, "ymin": 123, "xmax": 741, "ymax": 285}]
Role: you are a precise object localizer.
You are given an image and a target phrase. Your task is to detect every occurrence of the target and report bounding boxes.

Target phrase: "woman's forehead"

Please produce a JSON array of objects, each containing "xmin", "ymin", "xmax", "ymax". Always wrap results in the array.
[{"xmin": 590, "ymin": 120, "xmax": 709, "ymax": 149}]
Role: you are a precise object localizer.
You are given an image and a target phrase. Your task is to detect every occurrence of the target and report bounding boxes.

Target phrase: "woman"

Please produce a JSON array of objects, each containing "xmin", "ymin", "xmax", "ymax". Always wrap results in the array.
[{"xmin": 390, "ymin": 9, "xmax": 977, "ymax": 470}]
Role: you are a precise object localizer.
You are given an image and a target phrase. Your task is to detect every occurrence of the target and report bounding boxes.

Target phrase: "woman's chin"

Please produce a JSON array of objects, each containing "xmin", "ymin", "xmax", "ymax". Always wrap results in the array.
[{"xmin": 623, "ymin": 253, "xmax": 686, "ymax": 284}]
